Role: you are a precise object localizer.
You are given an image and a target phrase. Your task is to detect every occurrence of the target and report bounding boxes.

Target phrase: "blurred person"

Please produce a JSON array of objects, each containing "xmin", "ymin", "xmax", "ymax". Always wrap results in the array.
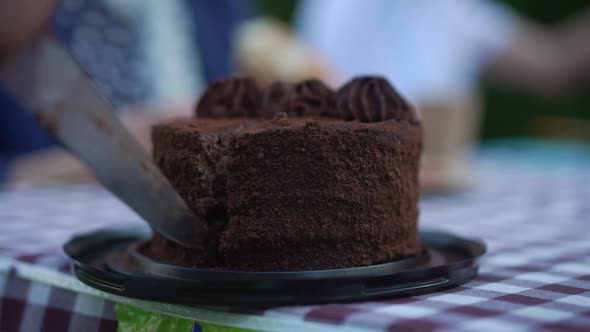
[
  {"xmin": 0, "ymin": 0, "xmax": 59, "ymax": 181},
  {"xmin": 297, "ymin": 0, "xmax": 590, "ymax": 191},
  {"xmin": 0, "ymin": 0, "xmax": 254, "ymax": 184}
]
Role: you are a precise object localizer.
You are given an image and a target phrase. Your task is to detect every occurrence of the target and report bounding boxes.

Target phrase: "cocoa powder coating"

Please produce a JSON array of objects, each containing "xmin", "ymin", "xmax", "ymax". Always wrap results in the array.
[{"xmin": 149, "ymin": 76, "xmax": 422, "ymax": 271}]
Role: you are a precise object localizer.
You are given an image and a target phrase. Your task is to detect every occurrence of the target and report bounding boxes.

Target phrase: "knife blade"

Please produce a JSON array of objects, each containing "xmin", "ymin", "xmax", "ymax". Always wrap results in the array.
[{"xmin": 0, "ymin": 36, "xmax": 206, "ymax": 248}]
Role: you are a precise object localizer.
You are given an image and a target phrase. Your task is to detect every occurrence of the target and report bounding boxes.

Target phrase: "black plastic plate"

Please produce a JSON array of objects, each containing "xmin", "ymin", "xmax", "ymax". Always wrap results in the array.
[{"xmin": 64, "ymin": 226, "xmax": 485, "ymax": 306}]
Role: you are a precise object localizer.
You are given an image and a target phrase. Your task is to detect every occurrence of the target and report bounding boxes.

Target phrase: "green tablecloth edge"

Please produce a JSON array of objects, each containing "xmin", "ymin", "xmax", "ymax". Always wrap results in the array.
[{"xmin": 116, "ymin": 303, "xmax": 257, "ymax": 332}]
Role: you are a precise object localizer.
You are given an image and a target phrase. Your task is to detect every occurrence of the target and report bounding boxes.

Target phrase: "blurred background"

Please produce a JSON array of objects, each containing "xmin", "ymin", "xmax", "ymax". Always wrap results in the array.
[
  {"xmin": 259, "ymin": 0, "xmax": 590, "ymax": 142},
  {"xmin": 1, "ymin": 0, "xmax": 589, "ymax": 190}
]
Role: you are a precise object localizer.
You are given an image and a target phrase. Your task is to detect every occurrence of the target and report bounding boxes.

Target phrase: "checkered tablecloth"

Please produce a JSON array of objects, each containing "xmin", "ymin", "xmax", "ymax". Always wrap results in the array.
[{"xmin": 1, "ymin": 143, "xmax": 590, "ymax": 331}]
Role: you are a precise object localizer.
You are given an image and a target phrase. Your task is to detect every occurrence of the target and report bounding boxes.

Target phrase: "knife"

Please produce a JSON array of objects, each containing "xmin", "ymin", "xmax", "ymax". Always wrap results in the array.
[{"xmin": 0, "ymin": 36, "xmax": 206, "ymax": 248}]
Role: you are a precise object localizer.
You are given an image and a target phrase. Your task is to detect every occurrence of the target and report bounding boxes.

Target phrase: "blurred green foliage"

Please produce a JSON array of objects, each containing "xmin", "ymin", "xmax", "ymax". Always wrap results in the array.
[
  {"xmin": 499, "ymin": 0, "xmax": 588, "ymax": 24},
  {"xmin": 255, "ymin": 0, "xmax": 590, "ymax": 139},
  {"xmin": 255, "ymin": 0, "xmax": 298, "ymax": 23}
]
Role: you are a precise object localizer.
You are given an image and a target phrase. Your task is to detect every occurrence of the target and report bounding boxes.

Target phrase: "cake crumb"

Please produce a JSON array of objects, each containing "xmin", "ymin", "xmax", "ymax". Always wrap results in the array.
[{"xmin": 271, "ymin": 112, "xmax": 289, "ymax": 125}]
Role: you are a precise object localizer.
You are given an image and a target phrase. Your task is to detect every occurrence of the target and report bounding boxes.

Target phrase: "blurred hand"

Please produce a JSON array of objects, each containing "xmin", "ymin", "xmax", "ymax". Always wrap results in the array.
[
  {"xmin": 485, "ymin": 7, "xmax": 590, "ymax": 95},
  {"xmin": 0, "ymin": 0, "xmax": 58, "ymax": 64}
]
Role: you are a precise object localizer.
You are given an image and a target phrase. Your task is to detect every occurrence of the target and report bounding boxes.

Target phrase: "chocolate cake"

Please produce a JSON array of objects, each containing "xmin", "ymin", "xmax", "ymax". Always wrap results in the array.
[{"xmin": 148, "ymin": 76, "xmax": 423, "ymax": 271}]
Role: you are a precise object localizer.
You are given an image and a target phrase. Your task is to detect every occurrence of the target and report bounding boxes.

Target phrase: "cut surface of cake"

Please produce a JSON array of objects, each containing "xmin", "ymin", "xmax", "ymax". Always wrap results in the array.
[{"xmin": 148, "ymin": 77, "xmax": 422, "ymax": 271}]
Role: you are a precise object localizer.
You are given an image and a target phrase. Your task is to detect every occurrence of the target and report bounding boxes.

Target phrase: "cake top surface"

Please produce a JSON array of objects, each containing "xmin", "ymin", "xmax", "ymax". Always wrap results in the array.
[
  {"xmin": 194, "ymin": 76, "xmax": 417, "ymax": 124},
  {"xmin": 156, "ymin": 114, "xmax": 348, "ymax": 136},
  {"xmin": 160, "ymin": 117, "xmax": 255, "ymax": 133}
]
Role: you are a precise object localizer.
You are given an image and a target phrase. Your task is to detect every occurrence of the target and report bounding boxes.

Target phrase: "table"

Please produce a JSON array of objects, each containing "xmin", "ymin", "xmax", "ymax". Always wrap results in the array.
[{"xmin": 1, "ymin": 142, "xmax": 590, "ymax": 331}]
